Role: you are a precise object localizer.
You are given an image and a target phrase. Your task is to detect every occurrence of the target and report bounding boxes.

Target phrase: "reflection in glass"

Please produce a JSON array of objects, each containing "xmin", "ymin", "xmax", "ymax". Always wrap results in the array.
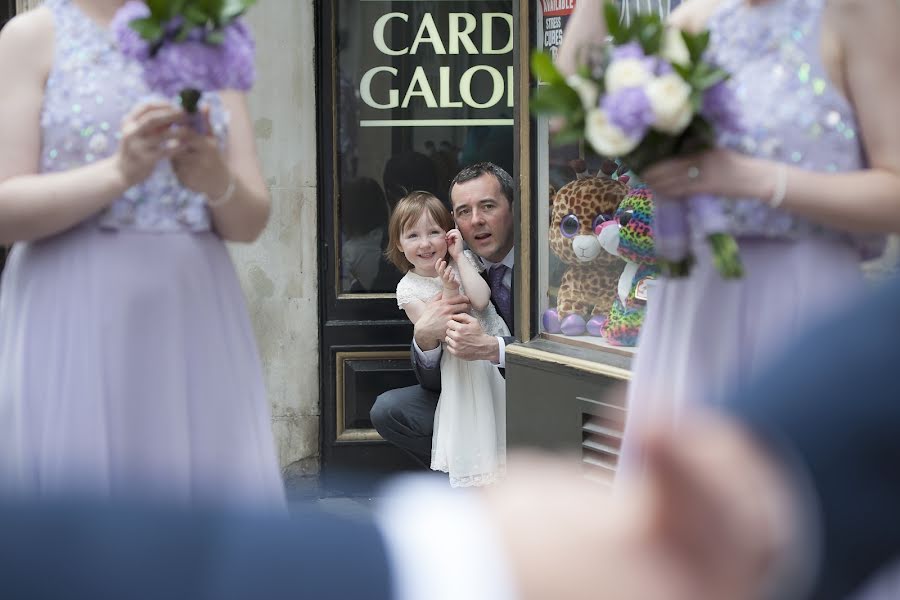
[
  {"xmin": 335, "ymin": 0, "xmax": 514, "ymax": 293},
  {"xmin": 535, "ymin": 3, "xmax": 642, "ymax": 350}
]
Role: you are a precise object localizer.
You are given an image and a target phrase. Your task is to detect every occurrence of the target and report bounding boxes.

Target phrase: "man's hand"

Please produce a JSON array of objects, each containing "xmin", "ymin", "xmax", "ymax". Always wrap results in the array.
[
  {"xmin": 446, "ymin": 313, "xmax": 499, "ymax": 363},
  {"xmin": 413, "ymin": 292, "xmax": 470, "ymax": 351}
]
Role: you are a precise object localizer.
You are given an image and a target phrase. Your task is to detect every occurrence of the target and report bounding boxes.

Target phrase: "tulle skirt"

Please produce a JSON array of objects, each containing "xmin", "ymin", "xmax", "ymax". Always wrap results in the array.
[
  {"xmin": 0, "ymin": 222, "xmax": 285, "ymax": 510},
  {"xmin": 431, "ymin": 352, "xmax": 507, "ymax": 488},
  {"xmin": 619, "ymin": 236, "xmax": 866, "ymax": 477}
]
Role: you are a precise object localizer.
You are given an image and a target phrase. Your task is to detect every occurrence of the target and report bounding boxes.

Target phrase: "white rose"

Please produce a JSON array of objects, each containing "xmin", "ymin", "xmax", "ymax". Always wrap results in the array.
[
  {"xmin": 645, "ymin": 74, "xmax": 694, "ymax": 135},
  {"xmin": 604, "ymin": 58, "xmax": 652, "ymax": 94},
  {"xmin": 566, "ymin": 74, "xmax": 600, "ymax": 110},
  {"xmin": 661, "ymin": 28, "xmax": 690, "ymax": 67},
  {"xmin": 585, "ymin": 108, "xmax": 640, "ymax": 157}
]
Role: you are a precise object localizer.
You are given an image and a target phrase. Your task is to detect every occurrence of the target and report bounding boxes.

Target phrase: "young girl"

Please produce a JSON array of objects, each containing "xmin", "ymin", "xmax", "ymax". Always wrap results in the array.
[{"xmin": 386, "ymin": 192, "xmax": 508, "ymax": 487}]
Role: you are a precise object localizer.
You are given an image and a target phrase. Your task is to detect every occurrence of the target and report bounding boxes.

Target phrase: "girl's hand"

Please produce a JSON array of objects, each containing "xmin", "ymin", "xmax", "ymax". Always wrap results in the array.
[
  {"xmin": 446, "ymin": 228, "xmax": 464, "ymax": 259},
  {"xmin": 436, "ymin": 258, "xmax": 459, "ymax": 291},
  {"xmin": 116, "ymin": 102, "xmax": 188, "ymax": 187},
  {"xmin": 170, "ymin": 107, "xmax": 232, "ymax": 200},
  {"xmin": 641, "ymin": 148, "xmax": 770, "ymax": 201}
]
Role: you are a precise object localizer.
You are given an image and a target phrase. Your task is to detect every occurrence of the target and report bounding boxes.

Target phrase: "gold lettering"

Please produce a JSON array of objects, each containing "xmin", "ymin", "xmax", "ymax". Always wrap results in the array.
[
  {"xmin": 410, "ymin": 13, "xmax": 446, "ymax": 55},
  {"xmin": 482, "ymin": 13, "xmax": 513, "ymax": 54},
  {"xmin": 401, "ymin": 66, "xmax": 439, "ymax": 108},
  {"xmin": 439, "ymin": 67, "xmax": 463, "ymax": 108},
  {"xmin": 460, "ymin": 66, "xmax": 505, "ymax": 109},
  {"xmin": 360, "ymin": 66, "xmax": 399, "ymax": 109},
  {"xmin": 448, "ymin": 13, "xmax": 478, "ymax": 55},
  {"xmin": 373, "ymin": 13, "xmax": 409, "ymax": 56}
]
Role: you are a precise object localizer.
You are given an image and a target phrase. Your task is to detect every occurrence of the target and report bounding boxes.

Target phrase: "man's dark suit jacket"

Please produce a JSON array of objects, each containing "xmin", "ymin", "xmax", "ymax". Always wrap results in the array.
[
  {"xmin": 725, "ymin": 276, "xmax": 900, "ymax": 600},
  {"xmin": 412, "ymin": 264, "xmax": 515, "ymax": 393},
  {"xmin": 0, "ymin": 498, "xmax": 393, "ymax": 600}
]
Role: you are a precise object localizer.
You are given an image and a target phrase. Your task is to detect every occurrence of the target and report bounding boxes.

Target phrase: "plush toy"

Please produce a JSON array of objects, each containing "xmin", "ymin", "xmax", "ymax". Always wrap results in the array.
[
  {"xmin": 596, "ymin": 185, "xmax": 659, "ymax": 346},
  {"xmin": 543, "ymin": 169, "xmax": 628, "ymax": 336}
]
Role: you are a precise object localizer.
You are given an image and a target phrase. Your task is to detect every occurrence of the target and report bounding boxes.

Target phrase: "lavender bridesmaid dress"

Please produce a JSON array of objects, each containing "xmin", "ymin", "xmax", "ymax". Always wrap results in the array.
[
  {"xmin": 619, "ymin": 0, "xmax": 885, "ymax": 476},
  {"xmin": 0, "ymin": 0, "xmax": 285, "ymax": 509}
]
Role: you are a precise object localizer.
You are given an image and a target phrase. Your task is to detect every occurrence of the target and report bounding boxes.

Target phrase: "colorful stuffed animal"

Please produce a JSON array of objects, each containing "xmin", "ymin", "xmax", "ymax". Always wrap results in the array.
[
  {"xmin": 596, "ymin": 186, "xmax": 659, "ymax": 346},
  {"xmin": 543, "ymin": 173, "xmax": 627, "ymax": 336}
]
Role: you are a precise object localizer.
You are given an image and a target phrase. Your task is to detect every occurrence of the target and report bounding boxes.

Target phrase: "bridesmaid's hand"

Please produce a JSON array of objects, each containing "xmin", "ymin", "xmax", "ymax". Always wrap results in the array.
[
  {"xmin": 170, "ymin": 107, "xmax": 232, "ymax": 200},
  {"xmin": 640, "ymin": 148, "xmax": 771, "ymax": 201},
  {"xmin": 116, "ymin": 101, "xmax": 187, "ymax": 187}
]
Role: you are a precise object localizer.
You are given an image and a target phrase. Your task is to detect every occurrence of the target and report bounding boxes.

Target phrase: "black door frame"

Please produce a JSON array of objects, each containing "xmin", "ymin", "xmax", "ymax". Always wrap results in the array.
[
  {"xmin": 315, "ymin": 0, "xmax": 423, "ymax": 492},
  {"xmin": 315, "ymin": 0, "xmax": 525, "ymax": 491}
]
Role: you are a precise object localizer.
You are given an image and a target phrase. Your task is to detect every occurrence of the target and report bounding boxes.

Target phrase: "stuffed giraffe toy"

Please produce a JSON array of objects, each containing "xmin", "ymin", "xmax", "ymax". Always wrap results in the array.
[{"xmin": 543, "ymin": 164, "xmax": 628, "ymax": 336}]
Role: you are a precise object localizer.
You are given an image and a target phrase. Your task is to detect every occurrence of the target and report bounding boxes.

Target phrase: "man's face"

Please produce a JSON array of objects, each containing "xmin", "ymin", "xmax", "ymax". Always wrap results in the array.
[{"xmin": 450, "ymin": 173, "xmax": 514, "ymax": 264}]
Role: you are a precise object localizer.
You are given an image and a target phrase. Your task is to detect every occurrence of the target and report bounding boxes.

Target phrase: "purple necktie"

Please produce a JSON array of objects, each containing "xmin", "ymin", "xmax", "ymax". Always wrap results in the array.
[{"xmin": 488, "ymin": 264, "xmax": 512, "ymax": 327}]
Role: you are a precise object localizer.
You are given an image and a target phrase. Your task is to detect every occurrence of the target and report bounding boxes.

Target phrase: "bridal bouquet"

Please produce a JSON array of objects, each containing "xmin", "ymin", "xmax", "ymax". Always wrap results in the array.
[
  {"xmin": 531, "ymin": 2, "xmax": 743, "ymax": 278},
  {"xmin": 112, "ymin": 0, "xmax": 256, "ymax": 129}
]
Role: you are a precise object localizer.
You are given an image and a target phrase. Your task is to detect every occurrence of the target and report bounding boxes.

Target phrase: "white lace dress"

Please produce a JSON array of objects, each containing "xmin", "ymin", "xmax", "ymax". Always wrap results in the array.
[{"xmin": 396, "ymin": 251, "xmax": 509, "ymax": 487}]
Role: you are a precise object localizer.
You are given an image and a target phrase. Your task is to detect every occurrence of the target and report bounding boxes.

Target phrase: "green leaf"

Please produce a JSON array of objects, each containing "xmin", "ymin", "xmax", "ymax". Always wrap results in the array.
[
  {"xmin": 692, "ymin": 66, "xmax": 729, "ymax": 91},
  {"xmin": 146, "ymin": 0, "xmax": 172, "ymax": 20},
  {"xmin": 173, "ymin": 23, "xmax": 191, "ymax": 42},
  {"xmin": 552, "ymin": 126, "xmax": 586, "ymax": 146},
  {"xmin": 530, "ymin": 50, "xmax": 565, "ymax": 85},
  {"xmin": 205, "ymin": 29, "xmax": 225, "ymax": 44},
  {"xmin": 682, "ymin": 29, "xmax": 710, "ymax": 64},
  {"xmin": 184, "ymin": 4, "xmax": 209, "ymax": 26},
  {"xmin": 530, "ymin": 84, "xmax": 582, "ymax": 116},
  {"xmin": 129, "ymin": 17, "xmax": 164, "ymax": 42},
  {"xmin": 222, "ymin": 0, "xmax": 256, "ymax": 21},
  {"xmin": 604, "ymin": 1, "xmax": 626, "ymax": 44},
  {"xmin": 672, "ymin": 62, "xmax": 693, "ymax": 82},
  {"xmin": 637, "ymin": 19, "xmax": 663, "ymax": 54}
]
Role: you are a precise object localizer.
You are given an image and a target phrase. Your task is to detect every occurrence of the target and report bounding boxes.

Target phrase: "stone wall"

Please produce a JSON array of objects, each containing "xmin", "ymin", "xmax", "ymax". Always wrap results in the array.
[{"xmin": 233, "ymin": 2, "xmax": 320, "ymax": 476}]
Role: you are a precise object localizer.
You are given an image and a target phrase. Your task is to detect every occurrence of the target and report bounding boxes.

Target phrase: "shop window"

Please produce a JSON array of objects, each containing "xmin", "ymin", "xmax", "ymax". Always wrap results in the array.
[
  {"xmin": 530, "ymin": 0, "xmax": 677, "ymax": 356},
  {"xmin": 332, "ymin": 0, "xmax": 514, "ymax": 295},
  {"xmin": 532, "ymin": 3, "xmax": 631, "ymax": 356}
]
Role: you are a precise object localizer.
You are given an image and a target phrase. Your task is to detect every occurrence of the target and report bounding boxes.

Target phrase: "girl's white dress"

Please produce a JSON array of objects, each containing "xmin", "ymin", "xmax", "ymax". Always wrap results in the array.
[{"xmin": 396, "ymin": 251, "xmax": 509, "ymax": 487}]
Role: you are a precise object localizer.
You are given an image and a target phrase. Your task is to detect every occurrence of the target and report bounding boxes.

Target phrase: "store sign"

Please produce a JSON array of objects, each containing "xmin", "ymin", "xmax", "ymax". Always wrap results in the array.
[
  {"xmin": 356, "ymin": 3, "xmax": 514, "ymax": 127},
  {"xmin": 541, "ymin": 0, "xmax": 575, "ymax": 59}
]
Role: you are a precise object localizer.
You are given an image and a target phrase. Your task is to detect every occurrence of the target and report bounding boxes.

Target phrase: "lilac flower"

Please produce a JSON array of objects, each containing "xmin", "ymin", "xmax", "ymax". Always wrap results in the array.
[
  {"xmin": 702, "ymin": 81, "xmax": 742, "ymax": 133},
  {"xmin": 652, "ymin": 58, "xmax": 674, "ymax": 77},
  {"xmin": 110, "ymin": 1, "xmax": 151, "ymax": 61},
  {"xmin": 143, "ymin": 20, "xmax": 255, "ymax": 98},
  {"xmin": 610, "ymin": 41, "xmax": 646, "ymax": 62},
  {"xmin": 112, "ymin": 3, "xmax": 256, "ymax": 101},
  {"xmin": 601, "ymin": 87, "xmax": 654, "ymax": 140}
]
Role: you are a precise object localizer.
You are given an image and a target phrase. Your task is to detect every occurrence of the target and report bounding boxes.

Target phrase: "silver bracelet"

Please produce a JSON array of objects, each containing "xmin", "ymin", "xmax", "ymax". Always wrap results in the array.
[
  {"xmin": 206, "ymin": 176, "xmax": 236, "ymax": 208},
  {"xmin": 768, "ymin": 163, "xmax": 788, "ymax": 209}
]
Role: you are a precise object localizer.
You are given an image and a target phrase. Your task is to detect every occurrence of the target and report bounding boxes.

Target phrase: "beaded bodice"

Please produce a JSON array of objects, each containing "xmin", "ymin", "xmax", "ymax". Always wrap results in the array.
[
  {"xmin": 706, "ymin": 0, "xmax": 883, "ymax": 258},
  {"xmin": 41, "ymin": 0, "xmax": 228, "ymax": 232}
]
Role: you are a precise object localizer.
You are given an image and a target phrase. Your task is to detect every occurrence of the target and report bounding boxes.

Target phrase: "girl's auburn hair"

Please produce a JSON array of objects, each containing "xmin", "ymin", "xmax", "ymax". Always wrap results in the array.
[{"xmin": 385, "ymin": 191, "xmax": 454, "ymax": 273}]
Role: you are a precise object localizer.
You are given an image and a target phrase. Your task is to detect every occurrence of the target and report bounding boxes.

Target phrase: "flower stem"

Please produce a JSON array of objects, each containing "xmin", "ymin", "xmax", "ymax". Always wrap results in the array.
[
  {"xmin": 179, "ymin": 88, "xmax": 206, "ymax": 134},
  {"xmin": 707, "ymin": 233, "xmax": 744, "ymax": 279},
  {"xmin": 659, "ymin": 257, "xmax": 694, "ymax": 278},
  {"xmin": 180, "ymin": 88, "xmax": 202, "ymax": 113}
]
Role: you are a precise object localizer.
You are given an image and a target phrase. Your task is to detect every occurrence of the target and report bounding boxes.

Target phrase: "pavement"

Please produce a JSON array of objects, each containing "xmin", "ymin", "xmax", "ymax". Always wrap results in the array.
[{"xmin": 284, "ymin": 474, "xmax": 377, "ymax": 520}]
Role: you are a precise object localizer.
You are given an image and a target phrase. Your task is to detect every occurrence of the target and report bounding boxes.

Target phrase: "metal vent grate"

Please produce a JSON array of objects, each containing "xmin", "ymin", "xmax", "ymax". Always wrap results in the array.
[{"xmin": 579, "ymin": 398, "xmax": 626, "ymax": 487}]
